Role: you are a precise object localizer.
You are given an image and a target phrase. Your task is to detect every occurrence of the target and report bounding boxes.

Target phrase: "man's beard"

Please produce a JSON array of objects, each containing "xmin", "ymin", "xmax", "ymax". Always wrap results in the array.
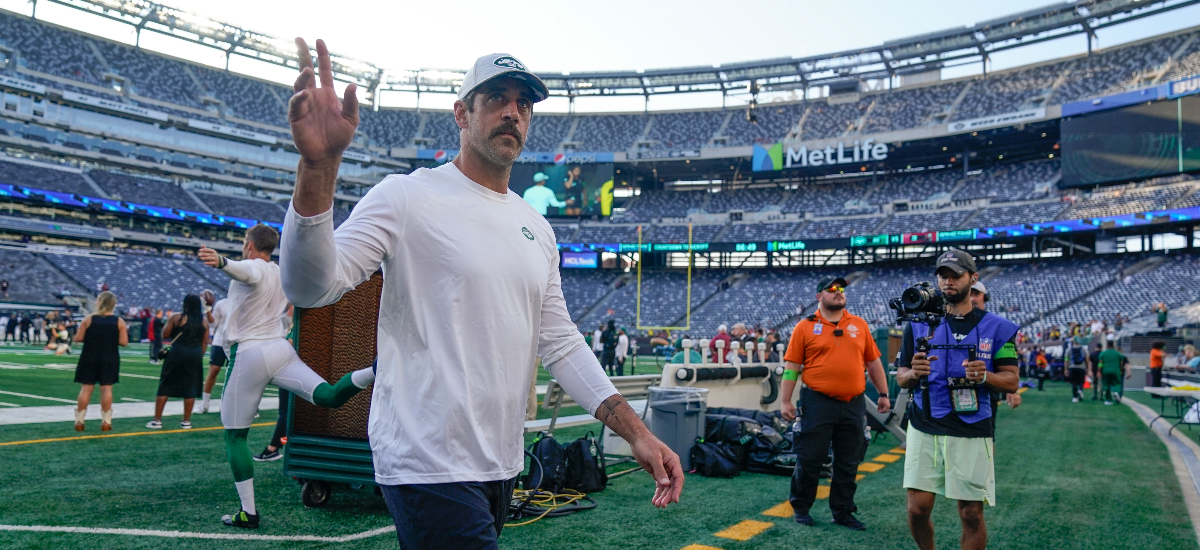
[
  {"xmin": 945, "ymin": 288, "xmax": 969, "ymax": 305},
  {"xmin": 823, "ymin": 300, "xmax": 845, "ymax": 311}
]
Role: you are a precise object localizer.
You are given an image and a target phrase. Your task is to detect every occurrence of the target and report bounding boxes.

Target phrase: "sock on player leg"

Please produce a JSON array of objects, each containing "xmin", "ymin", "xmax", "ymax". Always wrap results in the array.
[
  {"xmin": 202, "ymin": 392, "xmax": 211, "ymax": 409},
  {"xmin": 225, "ymin": 428, "xmax": 254, "ymax": 482},
  {"xmin": 311, "ymin": 367, "xmax": 374, "ymax": 408},
  {"xmin": 234, "ymin": 479, "xmax": 256, "ymax": 516}
]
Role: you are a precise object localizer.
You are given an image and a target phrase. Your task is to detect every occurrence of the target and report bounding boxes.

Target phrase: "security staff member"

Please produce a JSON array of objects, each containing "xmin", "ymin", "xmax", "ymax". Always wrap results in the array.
[
  {"xmin": 896, "ymin": 249, "xmax": 1020, "ymax": 550},
  {"xmin": 780, "ymin": 276, "xmax": 890, "ymax": 531}
]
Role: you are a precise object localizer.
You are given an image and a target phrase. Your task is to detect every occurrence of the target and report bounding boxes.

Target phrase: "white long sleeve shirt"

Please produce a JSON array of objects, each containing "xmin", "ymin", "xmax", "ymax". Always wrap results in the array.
[
  {"xmin": 209, "ymin": 298, "xmax": 232, "ymax": 348},
  {"xmin": 219, "ymin": 258, "xmax": 288, "ymax": 345},
  {"xmin": 280, "ymin": 162, "xmax": 618, "ymax": 485}
]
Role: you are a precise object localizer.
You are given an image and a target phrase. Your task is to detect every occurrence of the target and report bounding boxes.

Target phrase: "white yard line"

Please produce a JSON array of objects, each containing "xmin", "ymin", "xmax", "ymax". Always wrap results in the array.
[
  {"xmin": 119, "ymin": 397, "xmax": 145, "ymax": 402},
  {"xmin": 0, "ymin": 398, "xmax": 278, "ymax": 425},
  {"xmin": 0, "ymin": 390, "xmax": 76, "ymax": 403},
  {"xmin": 0, "ymin": 524, "xmax": 396, "ymax": 542},
  {"xmin": 0, "ymin": 402, "xmax": 19, "ymax": 407}
]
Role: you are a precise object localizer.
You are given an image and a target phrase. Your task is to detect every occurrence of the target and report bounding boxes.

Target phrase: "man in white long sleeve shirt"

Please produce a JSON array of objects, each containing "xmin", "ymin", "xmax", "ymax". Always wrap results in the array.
[
  {"xmin": 196, "ymin": 225, "xmax": 375, "ymax": 530},
  {"xmin": 199, "ymin": 293, "xmax": 231, "ymax": 414},
  {"xmin": 281, "ymin": 40, "xmax": 683, "ymax": 549}
]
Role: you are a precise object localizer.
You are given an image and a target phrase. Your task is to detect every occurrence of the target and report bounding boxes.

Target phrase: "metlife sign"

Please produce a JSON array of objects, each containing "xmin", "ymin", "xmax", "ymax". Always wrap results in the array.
[{"xmin": 752, "ymin": 140, "xmax": 888, "ymax": 171}]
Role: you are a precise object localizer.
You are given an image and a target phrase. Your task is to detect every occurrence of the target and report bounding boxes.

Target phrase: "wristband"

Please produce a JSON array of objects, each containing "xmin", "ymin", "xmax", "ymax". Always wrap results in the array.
[
  {"xmin": 981, "ymin": 371, "xmax": 988, "ymax": 385},
  {"xmin": 218, "ymin": 256, "xmax": 227, "ymax": 269},
  {"xmin": 782, "ymin": 369, "xmax": 799, "ymax": 381}
]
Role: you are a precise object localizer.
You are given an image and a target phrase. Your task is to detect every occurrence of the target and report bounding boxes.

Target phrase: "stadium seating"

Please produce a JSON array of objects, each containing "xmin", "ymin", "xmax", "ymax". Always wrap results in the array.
[
  {"xmin": 192, "ymin": 66, "xmax": 291, "ymax": 128},
  {"xmin": 88, "ymin": 170, "xmax": 205, "ymax": 211},
  {"xmin": 0, "ymin": 158, "xmax": 96, "ymax": 197},
  {"xmin": 779, "ymin": 181, "xmax": 872, "ymax": 216},
  {"xmin": 971, "ymin": 200, "xmax": 1068, "ymax": 228},
  {"xmin": 704, "ymin": 187, "xmax": 783, "ymax": 213},
  {"xmin": 876, "ymin": 211, "xmax": 971, "ymax": 234},
  {"xmin": 1033, "ymin": 253, "xmax": 1200, "ymax": 331},
  {"xmin": 617, "ymin": 190, "xmax": 709, "ymax": 222},
  {"xmin": 646, "ymin": 111, "xmax": 725, "ymax": 151},
  {"xmin": 801, "ymin": 100, "xmax": 870, "ymax": 140},
  {"xmin": 652, "ymin": 224, "xmax": 725, "ymax": 243},
  {"xmin": 44, "ymin": 252, "xmax": 227, "ymax": 312},
  {"xmin": 91, "ymin": 41, "xmax": 207, "ymax": 110},
  {"xmin": 194, "ymin": 191, "xmax": 287, "ymax": 223},
  {"xmin": 572, "ymin": 114, "xmax": 648, "ymax": 152},
  {"xmin": 560, "ymin": 270, "xmax": 617, "ymax": 320},
  {"xmin": 576, "ymin": 269, "xmax": 729, "ymax": 330},
  {"xmin": 1053, "ymin": 33, "xmax": 1192, "ymax": 104},
  {"xmin": 525, "ymin": 115, "xmax": 573, "ymax": 152},
  {"xmin": 0, "ymin": 12, "xmax": 105, "ymax": 87},
  {"xmin": 861, "ymin": 82, "xmax": 967, "ymax": 133},
  {"xmin": 358, "ymin": 109, "xmax": 421, "ymax": 150},
  {"xmin": 722, "ymin": 222, "xmax": 800, "ymax": 242},
  {"xmin": 0, "ymin": 249, "xmax": 91, "ymax": 304},
  {"xmin": 952, "ymin": 159, "xmax": 1059, "ymax": 202},
  {"xmin": 868, "ymin": 170, "xmax": 960, "ymax": 205},
  {"xmin": 953, "ymin": 63, "xmax": 1067, "ymax": 121},
  {"xmin": 722, "ymin": 102, "xmax": 806, "ymax": 147}
]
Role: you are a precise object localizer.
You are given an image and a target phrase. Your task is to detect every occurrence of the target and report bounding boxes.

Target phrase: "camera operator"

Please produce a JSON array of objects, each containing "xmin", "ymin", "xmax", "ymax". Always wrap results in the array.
[
  {"xmin": 780, "ymin": 276, "xmax": 890, "ymax": 531},
  {"xmin": 895, "ymin": 249, "xmax": 1020, "ymax": 550}
]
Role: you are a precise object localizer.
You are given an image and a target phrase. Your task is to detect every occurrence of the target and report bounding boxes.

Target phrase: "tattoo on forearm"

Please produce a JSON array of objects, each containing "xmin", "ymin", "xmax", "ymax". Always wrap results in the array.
[{"xmin": 596, "ymin": 395, "xmax": 640, "ymax": 439}]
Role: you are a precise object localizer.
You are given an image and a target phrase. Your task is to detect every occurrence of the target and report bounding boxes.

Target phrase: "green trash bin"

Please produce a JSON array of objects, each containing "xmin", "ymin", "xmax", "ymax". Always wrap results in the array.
[{"xmin": 648, "ymin": 386, "xmax": 709, "ymax": 471}]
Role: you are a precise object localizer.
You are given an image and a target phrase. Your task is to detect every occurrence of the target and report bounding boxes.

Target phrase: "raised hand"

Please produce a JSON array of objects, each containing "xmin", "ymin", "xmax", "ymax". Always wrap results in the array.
[{"xmin": 290, "ymin": 38, "xmax": 359, "ymax": 168}]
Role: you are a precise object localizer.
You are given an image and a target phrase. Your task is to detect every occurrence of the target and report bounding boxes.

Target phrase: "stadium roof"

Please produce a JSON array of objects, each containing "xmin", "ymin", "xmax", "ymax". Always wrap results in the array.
[{"xmin": 41, "ymin": 0, "xmax": 1200, "ymax": 99}]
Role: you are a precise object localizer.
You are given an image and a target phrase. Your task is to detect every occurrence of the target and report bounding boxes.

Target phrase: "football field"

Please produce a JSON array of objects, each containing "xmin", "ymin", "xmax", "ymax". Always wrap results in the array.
[{"xmin": 0, "ymin": 343, "xmax": 1196, "ymax": 549}]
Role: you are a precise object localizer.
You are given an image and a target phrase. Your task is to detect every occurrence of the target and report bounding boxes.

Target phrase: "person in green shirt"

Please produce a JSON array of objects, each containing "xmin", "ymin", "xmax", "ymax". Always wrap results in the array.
[
  {"xmin": 1154, "ymin": 303, "xmax": 1169, "ymax": 329},
  {"xmin": 1098, "ymin": 345, "xmax": 1130, "ymax": 405}
]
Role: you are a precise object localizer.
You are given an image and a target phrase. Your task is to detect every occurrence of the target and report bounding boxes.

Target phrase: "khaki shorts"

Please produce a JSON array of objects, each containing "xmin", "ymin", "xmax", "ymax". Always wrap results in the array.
[{"xmin": 903, "ymin": 425, "xmax": 996, "ymax": 506}]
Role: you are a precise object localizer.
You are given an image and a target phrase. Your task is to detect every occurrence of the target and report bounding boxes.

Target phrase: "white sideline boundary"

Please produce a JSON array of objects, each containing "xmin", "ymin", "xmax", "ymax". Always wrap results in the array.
[
  {"xmin": 1125, "ymin": 398, "xmax": 1200, "ymax": 546},
  {"xmin": 0, "ymin": 524, "xmax": 396, "ymax": 542}
]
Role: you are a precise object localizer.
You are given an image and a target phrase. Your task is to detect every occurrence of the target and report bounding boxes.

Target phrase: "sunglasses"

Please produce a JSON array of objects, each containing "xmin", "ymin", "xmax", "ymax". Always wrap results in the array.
[{"xmin": 824, "ymin": 286, "xmax": 845, "ymax": 293}]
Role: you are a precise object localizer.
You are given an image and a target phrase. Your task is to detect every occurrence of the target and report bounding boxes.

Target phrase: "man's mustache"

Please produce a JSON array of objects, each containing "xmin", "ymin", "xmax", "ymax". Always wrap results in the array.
[{"xmin": 491, "ymin": 123, "xmax": 524, "ymax": 147}]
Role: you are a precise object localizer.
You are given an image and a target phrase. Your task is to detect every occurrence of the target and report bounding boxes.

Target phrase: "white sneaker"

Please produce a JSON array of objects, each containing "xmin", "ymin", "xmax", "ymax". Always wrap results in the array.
[
  {"xmin": 180, "ymin": 420, "xmax": 192, "ymax": 430},
  {"xmin": 198, "ymin": 404, "xmax": 209, "ymax": 414},
  {"xmin": 1104, "ymin": 401, "xmax": 1114, "ymax": 406},
  {"xmin": 145, "ymin": 419, "xmax": 162, "ymax": 429},
  {"xmin": 1072, "ymin": 397, "xmax": 1079, "ymax": 403}
]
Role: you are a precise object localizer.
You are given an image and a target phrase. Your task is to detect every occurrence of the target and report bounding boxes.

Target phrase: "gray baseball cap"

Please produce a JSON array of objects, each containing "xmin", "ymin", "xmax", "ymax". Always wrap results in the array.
[
  {"xmin": 458, "ymin": 54, "xmax": 548, "ymax": 103},
  {"xmin": 935, "ymin": 248, "xmax": 977, "ymax": 276}
]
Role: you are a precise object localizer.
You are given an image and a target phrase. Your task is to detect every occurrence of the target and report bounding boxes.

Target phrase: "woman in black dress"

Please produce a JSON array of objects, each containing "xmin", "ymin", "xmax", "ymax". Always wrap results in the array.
[
  {"xmin": 146, "ymin": 294, "xmax": 208, "ymax": 430},
  {"xmin": 73, "ymin": 291, "xmax": 129, "ymax": 431}
]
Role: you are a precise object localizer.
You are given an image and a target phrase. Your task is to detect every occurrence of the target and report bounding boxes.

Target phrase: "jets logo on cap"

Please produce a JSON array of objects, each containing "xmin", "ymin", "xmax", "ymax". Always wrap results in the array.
[{"xmin": 494, "ymin": 56, "xmax": 526, "ymax": 71}]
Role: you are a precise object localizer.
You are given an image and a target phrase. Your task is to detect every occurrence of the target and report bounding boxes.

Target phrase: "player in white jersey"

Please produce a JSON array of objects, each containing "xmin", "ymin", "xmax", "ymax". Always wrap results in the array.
[
  {"xmin": 199, "ymin": 290, "xmax": 231, "ymax": 414},
  {"xmin": 197, "ymin": 224, "xmax": 375, "ymax": 529},
  {"xmin": 281, "ymin": 40, "xmax": 683, "ymax": 548}
]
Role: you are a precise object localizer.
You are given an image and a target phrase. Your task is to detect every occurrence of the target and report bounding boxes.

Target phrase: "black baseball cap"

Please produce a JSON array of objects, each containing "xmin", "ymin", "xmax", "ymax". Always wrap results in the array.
[
  {"xmin": 816, "ymin": 276, "xmax": 848, "ymax": 293},
  {"xmin": 935, "ymin": 248, "xmax": 977, "ymax": 276}
]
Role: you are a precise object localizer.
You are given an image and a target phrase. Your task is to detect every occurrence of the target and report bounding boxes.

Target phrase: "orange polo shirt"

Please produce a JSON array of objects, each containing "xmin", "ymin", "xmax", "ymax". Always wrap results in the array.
[
  {"xmin": 784, "ymin": 311, "xmax": 881, "ymax": 401},
  {"xmin": 1150, "ymin": 348, "xmax": 1164, "ymax": 369}
]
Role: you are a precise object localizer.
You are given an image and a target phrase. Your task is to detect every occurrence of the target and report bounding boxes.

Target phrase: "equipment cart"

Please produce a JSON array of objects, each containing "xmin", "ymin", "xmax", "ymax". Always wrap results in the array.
[{"xmin": 283, "ymin": 272, "xmax": 383, "ymax": 507}]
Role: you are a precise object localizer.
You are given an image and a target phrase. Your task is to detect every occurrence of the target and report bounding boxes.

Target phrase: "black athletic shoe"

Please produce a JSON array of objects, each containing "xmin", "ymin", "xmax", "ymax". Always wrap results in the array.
[
  {"xmin": 832, "ymin": 513, "xmax": 866, "ymax": 531},
  {"xmin": 794, "ymin": 513, "xmax": 814, "ymax": 525},
  {"xmin": 252, "ymin": 448, "xmax": 282, "ymax": 462},
  {"xmin": 221, "ymin": 509, "xmax": 259, "ymax": 529}
]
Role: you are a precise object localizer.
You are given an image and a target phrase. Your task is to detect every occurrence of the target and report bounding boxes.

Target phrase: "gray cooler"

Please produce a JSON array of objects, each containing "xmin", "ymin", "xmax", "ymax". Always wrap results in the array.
[{"xmin": 648, "ymin": 386, "xmax": 709, "ymax": 470}]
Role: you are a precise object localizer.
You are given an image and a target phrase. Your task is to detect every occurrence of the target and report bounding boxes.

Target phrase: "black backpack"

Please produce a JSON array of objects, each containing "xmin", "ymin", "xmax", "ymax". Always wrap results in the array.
[
  {"xmin": 527, "ymin": 433, "xmax": 566, "ymax": 491},
  {"xmin": 563, "ymin": 432, "xmax": 608, "ymax": 493},
  {"xmin": 690, "ymin": 439, "xmax": 742, "ymax": 478},
  {"xmin": 704, "ymin": 414, "xmax": 760, "ymax": 446}
]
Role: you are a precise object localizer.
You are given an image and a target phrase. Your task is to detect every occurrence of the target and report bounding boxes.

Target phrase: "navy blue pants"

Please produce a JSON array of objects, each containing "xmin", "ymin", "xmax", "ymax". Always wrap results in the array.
[{"xmin": 380, "ymin": 477, "xmax": 517, "ymax": 549}]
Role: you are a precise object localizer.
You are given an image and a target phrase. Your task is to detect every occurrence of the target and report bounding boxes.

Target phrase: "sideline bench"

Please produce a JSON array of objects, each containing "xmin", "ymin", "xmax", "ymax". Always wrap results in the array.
[{"xmin": 523, "ymin": 374, "xmax": 660, "ymax": 435}]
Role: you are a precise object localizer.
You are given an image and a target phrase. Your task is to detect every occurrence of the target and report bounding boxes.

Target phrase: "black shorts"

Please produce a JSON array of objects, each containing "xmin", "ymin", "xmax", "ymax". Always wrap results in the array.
[
  {"xmin": 380, "ymin": 478, "xmax": 516, "ymax": 550},
  {"xmin": 209, "ymin": 345, "xmax": 227, "ymax": 367}
]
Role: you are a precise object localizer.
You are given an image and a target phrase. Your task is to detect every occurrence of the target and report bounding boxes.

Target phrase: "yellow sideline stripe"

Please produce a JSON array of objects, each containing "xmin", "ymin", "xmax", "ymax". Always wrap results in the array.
[
  {"xmin": 680, "ymin": 545, "xmax": 723, "ymax": 550},
  {"xmin": 1017, "ymin": 387, "xmax": 1029, "ymax": 394},
  {"xmin": 0, "ymin": 422, "xmax": 273, "ymax": 447},
  {"xmin": 714, "ymin": 519, "xmax": 773, "ymax": 541},
  {"xmin": 872, "ymin": 453, "xmax": 902, "ymax": 463}
]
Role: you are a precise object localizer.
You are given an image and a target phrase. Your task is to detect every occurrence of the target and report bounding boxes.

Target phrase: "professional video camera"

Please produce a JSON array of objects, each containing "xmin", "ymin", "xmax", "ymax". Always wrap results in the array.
[{"xmin": 889, "ymin": 282, "xmax": 978, "ymax": 422}]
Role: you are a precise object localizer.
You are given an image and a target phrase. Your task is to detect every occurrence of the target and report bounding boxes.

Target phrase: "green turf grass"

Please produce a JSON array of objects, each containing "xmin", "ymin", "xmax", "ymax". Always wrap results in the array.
[{"xmin": 0, "ymin": 373, "xmax": 1195, "ymax": 548}]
